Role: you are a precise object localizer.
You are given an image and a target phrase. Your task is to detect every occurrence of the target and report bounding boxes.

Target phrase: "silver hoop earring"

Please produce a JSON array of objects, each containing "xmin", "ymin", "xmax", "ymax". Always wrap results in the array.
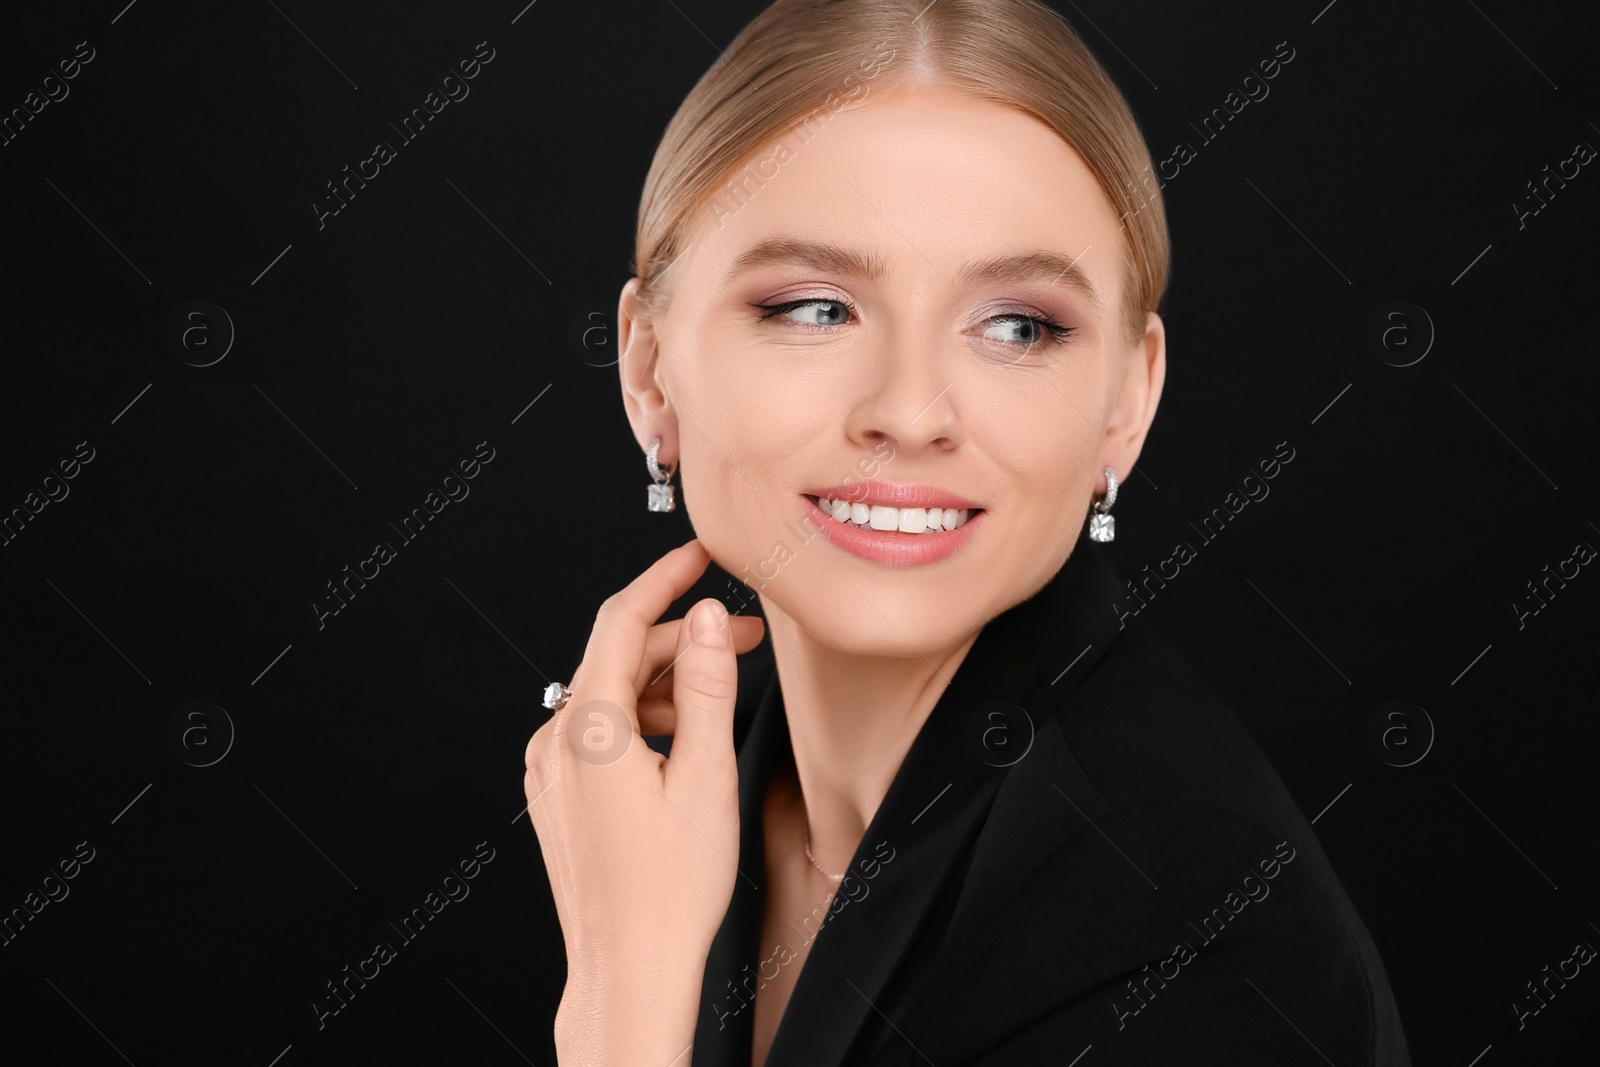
[
  {"xmin": 646, "ymin": 436, "xmax": 678, "ymax": 512},
  {"xmin": 1088, "ymin": 466, "xmax": 1119, "ymax": 542}
]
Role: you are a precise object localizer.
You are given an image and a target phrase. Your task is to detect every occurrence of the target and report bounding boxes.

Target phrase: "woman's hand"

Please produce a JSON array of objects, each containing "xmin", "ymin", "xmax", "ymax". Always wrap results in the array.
[{"xmin": 524, "ymin": 538, "xmax": 766, "ymax": 1065}]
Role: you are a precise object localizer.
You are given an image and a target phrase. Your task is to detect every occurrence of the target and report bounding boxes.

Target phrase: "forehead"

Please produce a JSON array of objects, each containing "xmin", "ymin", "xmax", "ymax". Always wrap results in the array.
[{"xmin": 684, "ymin": 85, "xmax": 1125, "ymax": 302}]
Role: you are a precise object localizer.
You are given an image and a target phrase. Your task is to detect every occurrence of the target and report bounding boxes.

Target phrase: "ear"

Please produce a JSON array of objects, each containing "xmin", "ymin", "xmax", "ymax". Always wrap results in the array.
[
  {"xmin": 1098, "ymin": 310, "xmax": 1166, "ymax": 485},
  {"xmin": 617, "ymin": 277, "xmax": 677, "ymax": 461}
]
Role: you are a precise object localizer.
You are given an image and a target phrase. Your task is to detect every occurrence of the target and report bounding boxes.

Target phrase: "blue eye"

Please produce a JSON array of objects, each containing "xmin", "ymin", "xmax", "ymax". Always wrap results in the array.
[
  {"xmin": 752, "ymin": 299, "xmax": 1077, "ymax": 354},
  {"xmin": 982, "ymin": 313, "xmax": 1077, "ymax": 348},
  {"xmin": 755, "ymin": 297, "xmax": 854, "ymax": 326}
]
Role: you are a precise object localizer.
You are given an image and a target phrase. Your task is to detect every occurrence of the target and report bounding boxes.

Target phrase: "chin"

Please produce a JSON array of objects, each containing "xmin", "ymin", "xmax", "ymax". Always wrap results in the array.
[{"xmin": 775, "ymin": 571, "xmax": 994, "ymax": 657}]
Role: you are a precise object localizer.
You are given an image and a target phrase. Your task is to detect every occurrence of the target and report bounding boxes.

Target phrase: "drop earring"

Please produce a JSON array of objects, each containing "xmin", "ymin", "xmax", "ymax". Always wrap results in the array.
[
  {"xmin": 1087, "ymin": 466, "xmax": 1118, "ymax": 542},
  {"xmin": 646, "ymin": 436, "xmax": 677, "ymax": 512}
]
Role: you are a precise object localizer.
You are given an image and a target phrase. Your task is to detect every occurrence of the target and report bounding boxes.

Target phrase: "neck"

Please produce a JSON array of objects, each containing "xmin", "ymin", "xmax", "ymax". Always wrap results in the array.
[{"xmin": 756, "ymin": 594, "xmax": 980, "ymax": 877}]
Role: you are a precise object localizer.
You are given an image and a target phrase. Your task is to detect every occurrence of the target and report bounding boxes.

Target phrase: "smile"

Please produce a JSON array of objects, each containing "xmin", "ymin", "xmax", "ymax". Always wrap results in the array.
[
  {"xmin": 798, "ymin": 493, "xmax": 987, "ymax": 567},
  {"xmin": 803, "ymin": 495, "xmax": 980, "ymax": 534}
]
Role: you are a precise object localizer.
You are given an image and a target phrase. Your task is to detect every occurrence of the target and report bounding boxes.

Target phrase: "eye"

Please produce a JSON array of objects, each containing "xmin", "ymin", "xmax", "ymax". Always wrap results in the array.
[
  {"xmin": 979, "ymin": 312, "xmax": 1077, "ymax": 351},
  {"xmin": 751, "ymin": 298, "xmax": 1078, "ymax": 355},
  {"xmin": 753, "ymin": 297, "xmax": 855, "ymax": 329}
]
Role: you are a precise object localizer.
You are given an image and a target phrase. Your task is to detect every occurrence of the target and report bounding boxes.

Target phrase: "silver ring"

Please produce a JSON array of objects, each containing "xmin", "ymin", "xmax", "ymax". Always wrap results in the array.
[{"xmin": 542, "ymin": 682, "xmax": 572, "ymax": 712}]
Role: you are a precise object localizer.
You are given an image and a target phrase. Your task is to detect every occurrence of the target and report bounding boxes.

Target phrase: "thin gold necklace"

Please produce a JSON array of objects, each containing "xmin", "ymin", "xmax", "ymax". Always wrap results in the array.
[{"xmin": 802, "ymin": 814, "xmax": 844, "ymax": 881}]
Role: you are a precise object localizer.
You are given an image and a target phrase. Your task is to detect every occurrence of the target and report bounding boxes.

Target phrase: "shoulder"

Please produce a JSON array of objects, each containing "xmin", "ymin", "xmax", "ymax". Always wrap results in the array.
[
  {"xmin": 933, "ymin": 621, "xmax": 1411, "ymax": 1064},
  {"xmin": 1020, "ymin": 616, "xmax": 1342, "ymax": 894},
  {"xmin": 1034, "ymin": 615, "xmax": 1384, "ymax": 952}
]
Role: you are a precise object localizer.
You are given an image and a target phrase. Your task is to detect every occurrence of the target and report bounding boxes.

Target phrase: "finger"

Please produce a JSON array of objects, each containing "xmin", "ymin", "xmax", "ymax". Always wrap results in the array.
[
  {"xmin": 665, "ymin": 598, "xmax": 740, "ymax": 788},
  {"xmin": 568, "ymin": 539, "xmax": 713, "ymax": 733},
  {"xmin": 637, "ymin": 615, "xmax": 764, "ymax": 735},
  {"xmin": 636, "ymin": 614, "xmax": 765, "ymax": 700}
]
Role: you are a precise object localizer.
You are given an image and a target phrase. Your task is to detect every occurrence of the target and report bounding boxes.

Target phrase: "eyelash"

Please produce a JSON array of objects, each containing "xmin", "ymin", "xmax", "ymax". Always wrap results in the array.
[{"xmin": 753, "ymin": 297, "xmax": 1078, "ymax": 351}]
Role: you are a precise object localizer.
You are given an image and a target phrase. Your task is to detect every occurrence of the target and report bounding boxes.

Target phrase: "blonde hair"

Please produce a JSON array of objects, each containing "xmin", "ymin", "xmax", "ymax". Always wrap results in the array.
[{"xmin": 630, "ymin": 0, "xmax": 1170, "ymax": 346}]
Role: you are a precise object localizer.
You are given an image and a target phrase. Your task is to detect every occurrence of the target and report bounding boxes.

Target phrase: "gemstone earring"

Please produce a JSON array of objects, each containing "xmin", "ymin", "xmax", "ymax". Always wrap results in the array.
[
  {"xmin": 646, "ymin": 436, "xmax": 677, "ymax": 512},
  {"xmin": 1088, "ymin": 466, "xmax": 1118, "ymax": 542}
]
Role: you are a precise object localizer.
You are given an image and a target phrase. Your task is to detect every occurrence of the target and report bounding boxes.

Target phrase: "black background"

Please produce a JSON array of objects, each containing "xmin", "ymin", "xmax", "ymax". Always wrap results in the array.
[{"xmin": 1, "ymin": 0, "xmax": 1597, "ymax": 1063}]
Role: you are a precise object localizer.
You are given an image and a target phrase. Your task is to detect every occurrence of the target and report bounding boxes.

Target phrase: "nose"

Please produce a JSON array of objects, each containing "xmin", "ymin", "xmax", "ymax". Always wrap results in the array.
[{"xmin": 843, "ymin": 327, "xmax": 964, "ymax": 453}]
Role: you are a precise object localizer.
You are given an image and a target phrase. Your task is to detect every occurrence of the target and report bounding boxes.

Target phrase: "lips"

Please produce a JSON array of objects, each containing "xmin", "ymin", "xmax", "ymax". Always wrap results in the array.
[{"xmin": 798, "ymin": 492, "xmax": 985, "ymax": 566}]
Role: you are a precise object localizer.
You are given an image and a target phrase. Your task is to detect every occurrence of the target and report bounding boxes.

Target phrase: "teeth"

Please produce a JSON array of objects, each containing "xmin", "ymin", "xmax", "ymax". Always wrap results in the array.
[{"xmin": 814, "ymin": 496, "xmax": 974, "ymax": 533}]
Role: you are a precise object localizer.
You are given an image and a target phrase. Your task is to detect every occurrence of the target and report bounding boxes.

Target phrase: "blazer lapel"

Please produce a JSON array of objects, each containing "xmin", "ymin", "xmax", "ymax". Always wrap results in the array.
[
  {"xmin": 881, "ymin": 541, "xmax": 1137, "ymax": 1064},
  {"xmin": 938, "ymin": 539, "xmax": 1129, "ymax": 930}
]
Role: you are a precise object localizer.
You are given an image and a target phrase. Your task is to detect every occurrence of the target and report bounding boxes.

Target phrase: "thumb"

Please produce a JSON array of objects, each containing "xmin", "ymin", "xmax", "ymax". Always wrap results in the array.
[{"xmin": 667, "ymin": 598, "xmax": 739, "ymax": 782}]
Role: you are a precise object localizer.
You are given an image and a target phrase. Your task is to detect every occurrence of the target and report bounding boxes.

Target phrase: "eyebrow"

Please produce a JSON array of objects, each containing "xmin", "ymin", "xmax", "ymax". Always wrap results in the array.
[{"xmin": 722, "ymin": 236, "xmax": 1104, "ymax": 311}]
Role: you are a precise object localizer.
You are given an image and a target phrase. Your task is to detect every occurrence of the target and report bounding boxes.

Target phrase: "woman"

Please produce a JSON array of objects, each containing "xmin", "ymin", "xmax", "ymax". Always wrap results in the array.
[{"xmin": 524, "ymin": 0, "xmax": 1411, "ymax": 1064}]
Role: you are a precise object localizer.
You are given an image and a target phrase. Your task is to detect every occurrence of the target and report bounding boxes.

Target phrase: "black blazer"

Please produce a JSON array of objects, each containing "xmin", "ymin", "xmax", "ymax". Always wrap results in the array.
[{"xmin": 686, "ymin": 538, "xmax": 1412, "ymax": 1066}]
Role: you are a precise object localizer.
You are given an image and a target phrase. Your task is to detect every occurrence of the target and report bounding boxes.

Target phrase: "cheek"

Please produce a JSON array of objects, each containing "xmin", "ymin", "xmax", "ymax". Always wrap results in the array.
[
  {"xmin": 985, "ymin": 399, "xmax": 1085, "ymax": 494},
  {"xmin": 980, "ymin": 400, "xmax": 1102, "ymax": 547},
  {"xmin": 673, "ymin": 399, "xmax": 807, "ymax": 562},
  {"xmin": 663, "ymin": 330, "xmax": 832, "ymax": 555},
  {"xmin": 1056, "ymin": 442, "xmax": 1105, "ymax": 529},
  {"xmin": 676, "ymin": 341, "xmax": 813, "ymax": 445},
  {"xmin": 1065, "ymin": 432, "xmax": 1104, "ymax": 490}
]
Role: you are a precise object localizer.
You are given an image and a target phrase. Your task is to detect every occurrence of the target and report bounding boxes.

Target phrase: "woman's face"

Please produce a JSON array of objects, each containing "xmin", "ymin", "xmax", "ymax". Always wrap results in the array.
[{"xmin": 619, "ymin": 84, "xmax": 1164, "ymax": 656}]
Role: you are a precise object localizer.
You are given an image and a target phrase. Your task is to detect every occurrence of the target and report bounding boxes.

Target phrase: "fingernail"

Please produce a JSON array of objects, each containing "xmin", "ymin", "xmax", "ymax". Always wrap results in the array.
[{"xmin": 691, "ymin": 601, "xmax": 729, "ymax": 647}]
